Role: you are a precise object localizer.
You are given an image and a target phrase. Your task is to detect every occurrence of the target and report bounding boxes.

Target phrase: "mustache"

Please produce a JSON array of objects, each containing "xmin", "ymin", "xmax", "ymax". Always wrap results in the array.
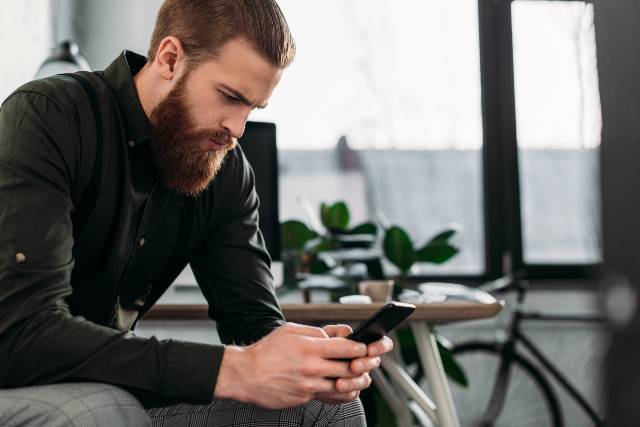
[{"xmin": 186, "ymin": 128, "xmax": 237, "ymax": 147}]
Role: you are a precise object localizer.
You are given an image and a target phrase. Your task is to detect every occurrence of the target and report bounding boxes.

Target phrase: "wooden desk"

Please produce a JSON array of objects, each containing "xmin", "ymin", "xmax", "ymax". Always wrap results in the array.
[{"xmin": 146, "ymin": 300, "xmax": 503, "ymax": 323}]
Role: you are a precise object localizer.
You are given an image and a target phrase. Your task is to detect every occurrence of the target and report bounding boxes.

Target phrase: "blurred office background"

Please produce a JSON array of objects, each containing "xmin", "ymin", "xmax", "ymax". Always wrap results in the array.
[
  {"xmin": 0, "ymin": 0, "xmax": 602, "ymax": 275},
  {"xmin": 4, "ymin": 0, "xmax": 639, "ymax": 425}
]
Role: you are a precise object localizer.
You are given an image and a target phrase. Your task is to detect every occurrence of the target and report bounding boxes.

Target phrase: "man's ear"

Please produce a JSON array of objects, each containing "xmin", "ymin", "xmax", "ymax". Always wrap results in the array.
[{"xmin": 153, "ymin": 36, "xmax": 187, "ymax": 81}]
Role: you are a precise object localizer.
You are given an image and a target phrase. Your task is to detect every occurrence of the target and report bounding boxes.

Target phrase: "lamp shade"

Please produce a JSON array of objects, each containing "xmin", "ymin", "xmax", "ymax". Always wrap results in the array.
[{"xmin": 35, "ymin": 40, "xmax": 91, "ymax": 78}]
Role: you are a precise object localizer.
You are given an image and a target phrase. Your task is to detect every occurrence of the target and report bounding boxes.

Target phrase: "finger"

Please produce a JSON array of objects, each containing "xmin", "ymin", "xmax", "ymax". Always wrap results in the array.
[
  {"xmin": 322, "ymin": 324, "xmax": 353, "ymax": 338},
  {"xmin": 315, "ymin": 391, "xmax": 360, "ymax": 404},
  {"xmin": 367, "ymin": 336, "xmax": 394, "ymax": 357},
  {"xmin": 335, "ymin": 373, "xmax": 372, "ymax": 393},
  {"xmin": 301, "ymin": 378, "xmax": 337, "ymax": 395},
  {"xmin": 316, "ymin": 337, "xmax": 367, "ymax": 359},
  {"xmin": 350, "ymin": 356, "xmax": 381, "ymax": 375},
  {"xmin": 281, "ymin": 322, "xmax": 329, "ymax": 338},
  {"xmin": 309, "ymin": 359, "xmax": 354, "ymax": 379}
]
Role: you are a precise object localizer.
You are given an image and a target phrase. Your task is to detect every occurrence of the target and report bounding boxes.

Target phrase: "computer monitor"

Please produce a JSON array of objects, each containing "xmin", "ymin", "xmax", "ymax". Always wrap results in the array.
[
  {"xmin": 170, "ymin": 121, "xmax": 283, "ymax": 290},
  {"xmin": 238, "ymin": 121, "xmax": 282, "ymax": 261}
]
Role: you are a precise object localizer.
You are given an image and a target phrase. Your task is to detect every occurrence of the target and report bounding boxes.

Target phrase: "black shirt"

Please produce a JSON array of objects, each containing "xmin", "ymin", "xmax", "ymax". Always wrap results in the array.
[{"xmin": 0, "ymin": 51, "xmax": 284, "ymax": 403}]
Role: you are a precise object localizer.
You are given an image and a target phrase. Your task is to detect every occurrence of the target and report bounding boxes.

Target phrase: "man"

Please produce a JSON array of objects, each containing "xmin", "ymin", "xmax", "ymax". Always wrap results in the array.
[{"xmin": 0, "ymin": 0, "xmax": 392, "ymax": 425}]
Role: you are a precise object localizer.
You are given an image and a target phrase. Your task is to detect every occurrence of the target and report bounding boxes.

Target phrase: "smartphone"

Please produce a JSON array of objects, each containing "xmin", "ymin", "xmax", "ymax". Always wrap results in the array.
[{"xmin": 347, "ymin": 301, "xmax": 416, "ymax": 344}]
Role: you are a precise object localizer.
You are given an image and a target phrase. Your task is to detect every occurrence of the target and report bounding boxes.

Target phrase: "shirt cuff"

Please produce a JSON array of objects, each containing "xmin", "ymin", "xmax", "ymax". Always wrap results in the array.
[{"xmin": 161, "ymin": 339, "xmax": 224, "ymax": 402}]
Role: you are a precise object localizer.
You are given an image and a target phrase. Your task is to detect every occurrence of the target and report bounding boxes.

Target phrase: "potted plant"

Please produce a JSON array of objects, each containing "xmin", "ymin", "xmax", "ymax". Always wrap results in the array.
[
  {"xmin": 280, "ymin": 201, "xmax": 378, "ymax": 285},
  {"xmin": 383, "ymin": 224, "xmax": 460, "ymax": 286}
]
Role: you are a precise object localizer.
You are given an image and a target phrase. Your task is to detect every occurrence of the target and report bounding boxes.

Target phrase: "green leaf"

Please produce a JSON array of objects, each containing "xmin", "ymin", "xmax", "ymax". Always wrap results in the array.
[
  {"xmin": 383, "ymin": 226, "xmax": 415, "ymax": 273},
  {"xmin": 280, "ymin": 220, "xmax": 317, "ymax": 251},
  {"xmin": 306, "ymin": 237, "xmax": 334, "ymax": 254},
  {"xmin": 430, "ymin": 228, "xmax": 458, "ymax": 243},
  {"xmin": 309, "ymin": 258, "xmax": 332, "ymax": 274},
  {"xmin": 397, "ymin": 329, "xmax": 468, "ymax": 388},
  {"xmin": 320, "ymin": 203, "xmax": 330, "ymax": 229},
  {"xmin": 326, "ymin": 201, "xmax": 350, "ymax": 231},
  {"xmin": 349, "ymin": 222, "xmax": 378, "ymax": 235},
  {"xmin": 395, "ymin": 329, "xmax": 419, "ymax": 365},
  {"xmin": 437, "ymin": 339, "xmax": 468, "ymax": 387},
  {"xmin": 415, "ymin": 241, "xmax": 459, "ymax": 264}
]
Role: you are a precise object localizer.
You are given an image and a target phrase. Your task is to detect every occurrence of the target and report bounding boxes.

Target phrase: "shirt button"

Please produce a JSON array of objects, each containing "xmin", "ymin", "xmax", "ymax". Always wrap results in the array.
[
  {"xmin": 137, "ymin": 237, "xmax": 146, "ymax": 247},
  {"xmin": 127, "ymin": 140, "xmax": 135, "ymax": 148},
  {"xmin": 14, "ymin": 252, "xmax": 27, "ymax": 263}
]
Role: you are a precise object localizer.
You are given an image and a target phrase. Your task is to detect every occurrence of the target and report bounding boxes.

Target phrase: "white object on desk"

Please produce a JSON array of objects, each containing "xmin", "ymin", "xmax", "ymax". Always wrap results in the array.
[
  {"xmin": 399, "ymin": 288, "xmax": 448, "ymax": 304},
  {"xmin": 339, "ymin": 295, "xmax": 372, "ymax": 304},
  {"xmin": 418, "ymin": 282, "xmax": 495, "ymax": 304}
]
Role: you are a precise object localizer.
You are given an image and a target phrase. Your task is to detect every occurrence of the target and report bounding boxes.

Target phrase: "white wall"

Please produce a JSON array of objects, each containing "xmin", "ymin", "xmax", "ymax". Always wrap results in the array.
[
  {"xmin": 74, "ymin": 0, "xmax": 162, "ymax": 70},
  {"xmin": 0, "ymin": 0, "xmax": 50, "ymax": 102}
]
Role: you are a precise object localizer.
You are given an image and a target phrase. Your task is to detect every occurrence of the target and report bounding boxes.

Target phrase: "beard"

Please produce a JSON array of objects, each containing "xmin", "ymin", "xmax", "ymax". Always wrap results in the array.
[{"xmin": 149, "ymin": 75, "xmax": 237, "ymax": 197}]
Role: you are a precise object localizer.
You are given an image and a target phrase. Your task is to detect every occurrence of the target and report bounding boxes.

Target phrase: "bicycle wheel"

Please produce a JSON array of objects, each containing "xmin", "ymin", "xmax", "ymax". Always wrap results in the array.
[{"xmin": 444, "ymin": 341, "xmax": 563, "ymax": 427}]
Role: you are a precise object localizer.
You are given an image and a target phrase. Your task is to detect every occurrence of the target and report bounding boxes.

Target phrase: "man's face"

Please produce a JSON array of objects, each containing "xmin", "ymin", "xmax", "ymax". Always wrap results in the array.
[{"xmin": 149, "ymin": 38, "xmax": 282, "ymax": 197}]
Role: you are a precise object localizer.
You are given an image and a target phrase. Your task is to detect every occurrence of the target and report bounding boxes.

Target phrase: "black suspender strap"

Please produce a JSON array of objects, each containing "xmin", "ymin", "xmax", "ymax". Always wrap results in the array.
[{"xmin": 61, "ymin": 73, "xmax": 104, "ymax": 238}]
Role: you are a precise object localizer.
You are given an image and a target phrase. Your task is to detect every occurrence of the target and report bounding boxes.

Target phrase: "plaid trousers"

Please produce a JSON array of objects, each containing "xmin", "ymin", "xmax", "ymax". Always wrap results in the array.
[
  {"xmin": 146, "ymin": 398, "xmax": 365, "ymax": 427},
  {"xmin": 0, "ymin": 383, "xmax": 366, "ymax": 427},
  {"xmin": 0, "ymin": 383, "xmax": 149, "ymax": 427}
]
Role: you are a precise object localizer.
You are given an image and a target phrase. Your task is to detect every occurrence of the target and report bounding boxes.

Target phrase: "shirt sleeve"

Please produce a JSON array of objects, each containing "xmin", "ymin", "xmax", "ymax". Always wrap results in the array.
[
  {"xmin": 0, "ymin": 90, "xmax": 221, "ymax": 403},
  {"xmin": 190, "ymin": 146, "xmax": 285, "ymax": 346}
]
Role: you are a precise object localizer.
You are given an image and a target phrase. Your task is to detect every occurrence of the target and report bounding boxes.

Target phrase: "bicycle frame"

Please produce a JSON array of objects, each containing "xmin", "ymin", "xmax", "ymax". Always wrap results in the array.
[{"xmin": 480, "ymin": 278, "xmax": 604, "ymax": 426}]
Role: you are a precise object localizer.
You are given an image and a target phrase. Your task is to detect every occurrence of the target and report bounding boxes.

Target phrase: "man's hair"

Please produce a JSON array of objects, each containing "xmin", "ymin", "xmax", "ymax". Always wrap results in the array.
[{"xmin": 147, "ymin": 0, "xmax": 295, "ymax": 68}]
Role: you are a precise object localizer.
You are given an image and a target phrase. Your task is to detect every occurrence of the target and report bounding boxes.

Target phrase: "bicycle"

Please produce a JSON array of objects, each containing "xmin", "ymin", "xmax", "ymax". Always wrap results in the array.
[{"xmin": 413, "ymin": 273, "xmax": 605, "ymax": 427}]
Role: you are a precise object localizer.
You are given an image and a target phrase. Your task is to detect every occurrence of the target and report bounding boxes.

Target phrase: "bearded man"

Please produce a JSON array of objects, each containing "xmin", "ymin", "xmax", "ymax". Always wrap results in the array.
[{"xmin": 0, "ymin": 1, "xmax": 392, "ymax": 425}]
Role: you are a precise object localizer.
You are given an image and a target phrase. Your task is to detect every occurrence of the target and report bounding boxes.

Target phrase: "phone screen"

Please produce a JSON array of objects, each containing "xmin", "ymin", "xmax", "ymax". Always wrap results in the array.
[{"xmin": 347, "ymin": 302, "xmax": 416, "ymax": 344}]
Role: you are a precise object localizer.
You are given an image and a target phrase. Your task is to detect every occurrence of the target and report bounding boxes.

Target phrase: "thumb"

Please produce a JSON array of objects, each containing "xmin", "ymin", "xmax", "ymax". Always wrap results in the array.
[
  {"xmin": 280, "ymin": 322, "xmax": 329, "ymax": 338},
  {"xmin": 322, "ymin": 324, "xmax": 353, "ymax": 338}
]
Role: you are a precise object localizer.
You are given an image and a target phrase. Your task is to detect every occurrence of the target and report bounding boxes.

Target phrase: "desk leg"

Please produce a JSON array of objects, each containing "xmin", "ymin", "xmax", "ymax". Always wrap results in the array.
[
  {"xmin": 380, "ymin": 354, "xmax": 438, "ymax": 423},
  {"xmin": 411, "ymin": 322, "xmax": 461, "ymax": 427},
  {"xmin": 370, "ymin": 369, "xmax": 414, "ymax": 427},
  {"xmin": 378, "ymin": 331, "xmax": 438, "ymax": 426}
]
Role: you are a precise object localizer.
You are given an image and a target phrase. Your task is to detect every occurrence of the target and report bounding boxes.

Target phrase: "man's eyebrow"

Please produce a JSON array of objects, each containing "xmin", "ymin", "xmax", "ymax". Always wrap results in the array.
[{"xmin": 219, "ymin": 84, "xmax": 268, "ymax": 110}]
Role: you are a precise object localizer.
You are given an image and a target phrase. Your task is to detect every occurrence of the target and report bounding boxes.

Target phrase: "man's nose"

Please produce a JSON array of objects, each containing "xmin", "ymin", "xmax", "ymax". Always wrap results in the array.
[{"xmin": 221, "ymin": 109, "xmax": 250, "ymax": 140}]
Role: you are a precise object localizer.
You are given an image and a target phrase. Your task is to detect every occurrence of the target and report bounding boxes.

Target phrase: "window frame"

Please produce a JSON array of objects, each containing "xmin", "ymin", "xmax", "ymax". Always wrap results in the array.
[
  {"xmin": 408, "ymin": 0, "xmax": 601, "ymax": 282},
  {"xmin": 480, "ymin": 0, "xmax": 601, "ymax": 281}
]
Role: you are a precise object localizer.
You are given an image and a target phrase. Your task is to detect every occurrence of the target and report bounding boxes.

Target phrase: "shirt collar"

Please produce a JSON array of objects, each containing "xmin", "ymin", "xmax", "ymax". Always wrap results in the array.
[{"xmin": 103, "ymin": 50, "xmax": 151, "ymax": 145}]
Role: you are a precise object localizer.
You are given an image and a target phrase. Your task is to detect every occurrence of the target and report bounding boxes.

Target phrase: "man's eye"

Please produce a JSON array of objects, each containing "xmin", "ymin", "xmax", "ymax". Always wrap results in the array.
[{"xmin": 221, "ymin": 92, "xmax": 240, "ymax": 103}]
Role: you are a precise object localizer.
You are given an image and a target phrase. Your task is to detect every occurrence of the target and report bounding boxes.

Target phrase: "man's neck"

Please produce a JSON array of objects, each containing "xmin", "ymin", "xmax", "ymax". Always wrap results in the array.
[{"xmin": 133, "ymin": 62, "xmax": 159, "ymax": 120}]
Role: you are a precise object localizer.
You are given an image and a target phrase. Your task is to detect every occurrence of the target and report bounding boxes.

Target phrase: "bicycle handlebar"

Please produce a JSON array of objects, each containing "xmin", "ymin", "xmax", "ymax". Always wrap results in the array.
[
  {"xmin": 478, "ymin": 273, "xmax": 606, "ymax": 323},
  {"xmin": 478, "ymin": 273, "xmax": 516, "ymax": 294}
]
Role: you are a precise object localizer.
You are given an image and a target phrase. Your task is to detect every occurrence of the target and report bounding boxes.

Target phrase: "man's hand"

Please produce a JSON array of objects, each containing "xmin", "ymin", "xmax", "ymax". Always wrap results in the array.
[
  {"xmin": 315, "ymin": 324, "xmax": 393, "ymax": 404},
  {"xmin": 214, "ymin": 322, "xmax": 372, "ymax": 409}
]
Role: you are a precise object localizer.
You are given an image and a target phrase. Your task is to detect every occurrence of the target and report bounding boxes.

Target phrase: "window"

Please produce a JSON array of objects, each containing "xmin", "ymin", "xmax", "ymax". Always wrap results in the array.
[
  {"xmin": 479, "ymin": 0, "xmax": 602, "ymax": 278},
  {"xmin": 252, "ymin": 0, "xmax": 485, "ymax": 275},
  {"xmin": 512, "ymin": 1, "xmax": 601, "ymax": 265}
]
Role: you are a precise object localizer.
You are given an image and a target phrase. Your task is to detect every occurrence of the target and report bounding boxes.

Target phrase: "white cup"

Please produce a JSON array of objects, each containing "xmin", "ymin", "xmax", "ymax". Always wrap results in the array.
[{"xmin": 358, "ymin": 280, "xmax": 394, "ymax": 302}]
